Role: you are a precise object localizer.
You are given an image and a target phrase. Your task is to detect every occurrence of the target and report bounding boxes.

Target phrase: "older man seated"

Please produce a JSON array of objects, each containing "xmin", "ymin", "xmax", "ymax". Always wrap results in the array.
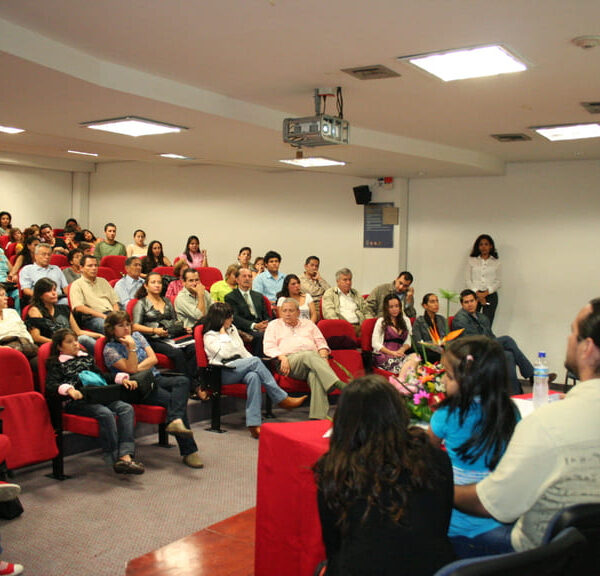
[
  {"xmin": 264, "ymin": 299, "xmax": 345, "ymax": 420},
  {"xmin": 321, "ymin": 268, "xmax": 371, "ymax": 335}
]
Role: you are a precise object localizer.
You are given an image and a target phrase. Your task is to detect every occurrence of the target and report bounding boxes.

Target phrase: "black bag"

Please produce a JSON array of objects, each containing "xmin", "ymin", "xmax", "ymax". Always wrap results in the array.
[{"xmin": 119, "ymin": 369, "xmax": 155, "ymax": 403}]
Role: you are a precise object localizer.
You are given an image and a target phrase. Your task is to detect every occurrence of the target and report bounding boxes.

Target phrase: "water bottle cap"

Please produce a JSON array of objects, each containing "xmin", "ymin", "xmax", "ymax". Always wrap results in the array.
[{"xmin": 538, "ymin": 351, "xmax": 546, "ymax": 358}]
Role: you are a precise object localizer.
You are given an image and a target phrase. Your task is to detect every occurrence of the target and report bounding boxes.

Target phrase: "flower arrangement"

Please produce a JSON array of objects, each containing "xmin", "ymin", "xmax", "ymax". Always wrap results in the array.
[{"xmin": 391, "ymin": 361, "xmax": 446, "ymax": 422}]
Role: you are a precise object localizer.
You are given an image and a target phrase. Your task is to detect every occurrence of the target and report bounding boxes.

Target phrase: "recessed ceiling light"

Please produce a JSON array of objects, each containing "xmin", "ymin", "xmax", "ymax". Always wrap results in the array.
[
  {"xmin": 0, "ymin": 125, "xmax": 25, "ymax": 134},
  {"xmin": 532, "ymin": 123, "xmax": 600, "ymax": 141},
  {"xmin": 402, "ymin": 45, "xmax": 527, "ymax": 81},
  {"xmin": 82, "ymin": 116, "xmax": 187, "ymax": 137},
  {"xmin": 279, "ymin": 157, "xmax": 346, "ymax": 168},
  {"xmin": 159, "ymin": 153, "xmax": 195, "ymax": 160},
  {"xmin": 68, "ymin": 150, "xmax": 98, "ymax": 157}
]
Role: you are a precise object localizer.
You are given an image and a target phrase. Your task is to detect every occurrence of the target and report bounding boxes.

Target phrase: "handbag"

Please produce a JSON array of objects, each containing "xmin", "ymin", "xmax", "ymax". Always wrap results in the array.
[
  {"xmin": 0, "ymin": 335, "xmax": 38, "ymax": 359},
  {"xmin": 120, "ymin": 369, "xmax": 155, "ymax": 403}
]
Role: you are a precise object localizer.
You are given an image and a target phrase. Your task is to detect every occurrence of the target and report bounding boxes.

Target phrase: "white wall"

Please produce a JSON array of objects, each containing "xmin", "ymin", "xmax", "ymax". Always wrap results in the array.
[
  {"xmin": 0, "ymin": 164, "xmax": 73, "ymax": 228},
  {"xmin": 89, "ymin": 163, "xmax": 408, "ymax": 293},
  {"xmin": 407, "ymin": 160, "xmax": 600, "ymax": 376}
]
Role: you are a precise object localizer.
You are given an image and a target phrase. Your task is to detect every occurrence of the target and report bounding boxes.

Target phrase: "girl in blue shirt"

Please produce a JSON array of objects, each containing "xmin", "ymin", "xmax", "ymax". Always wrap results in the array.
[{"xmin": 428, "ymin": 335, "xmax": 519, "ymax": 557}]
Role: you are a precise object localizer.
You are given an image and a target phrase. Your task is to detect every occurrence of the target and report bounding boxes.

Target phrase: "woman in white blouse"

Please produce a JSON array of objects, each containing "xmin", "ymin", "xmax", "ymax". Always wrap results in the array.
[
  {"xmin": 202, "ymin": 302, "xmax": 306, "ymax": 438},
  {"xmin": 465, "ymin": 234, "xmax": 501, "ymax": 327}
]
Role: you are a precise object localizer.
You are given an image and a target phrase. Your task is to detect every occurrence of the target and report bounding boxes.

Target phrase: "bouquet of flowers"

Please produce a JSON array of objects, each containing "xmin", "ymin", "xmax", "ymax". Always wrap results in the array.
[{"xmin": 390, "ymin": 361, "xmax": 446, "ymax": 422}]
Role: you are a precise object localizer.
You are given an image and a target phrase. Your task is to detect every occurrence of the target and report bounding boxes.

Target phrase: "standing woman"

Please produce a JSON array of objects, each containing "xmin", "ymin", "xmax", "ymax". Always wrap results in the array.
[
  {"xmin": 142, "ymin": 240, "xmax": 172, "ymax": 274},
  {"xmin": 465, "ymin": 234, "xmax": 500, "ymax": 327},
  {"xmin": 276, "ymin": 274, "xmax": 317, "ymax": 323},
  {"xmin": 412, "ymin": 293, "xmax": 448, "ymax": 363},
  {"xmin": 314, "ymin": 375, "xmax": 454, "ymax": 575},
  {"xmin": 179, "ymin": 235, "xmax": 208, "ymax": 268},
  {"xmin": 127, "ymin": 229, "xmax": 148, "ymax": 258}
]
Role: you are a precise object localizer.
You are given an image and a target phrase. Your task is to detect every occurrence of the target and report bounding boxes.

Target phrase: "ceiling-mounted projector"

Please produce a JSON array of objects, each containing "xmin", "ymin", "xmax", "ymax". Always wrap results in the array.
[{"xmin": 283, "ymin": 114, "xmax": 349, "ymax": 147}]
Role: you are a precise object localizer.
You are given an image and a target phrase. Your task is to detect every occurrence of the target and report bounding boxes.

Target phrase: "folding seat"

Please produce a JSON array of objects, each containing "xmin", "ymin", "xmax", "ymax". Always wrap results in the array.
[
  {"xmin": 196, "ymin": 266, "xmax": 223, "ymax": 290},
  {"xmin": 317, "ymin": 319, "xmax": 359, "ymax": 348},
  {"xmin": 99, "ymin": 255, "xmax": 126, "ymax": 277},
  {"xmin": 49, "ymin": 253, "xmax": 68, "ymax": 267},
  {"xmin": 96, "ymin": 266, "xmax": 121, "ymax": 282},
  {"xmin": 151, "ymin": 266, "xmax": 175, "ymax": 276},
  {"xmin": 359, "ymin": 317, "xmax": 394, "ymax": 378},
  {"xmin": 0, "ymin": 347, "xmax": 58, "ymax": 472}
]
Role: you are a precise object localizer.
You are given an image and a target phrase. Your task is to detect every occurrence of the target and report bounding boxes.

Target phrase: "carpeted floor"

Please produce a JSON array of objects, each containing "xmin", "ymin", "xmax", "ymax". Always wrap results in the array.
[{"xmin": 0, "ymin": 401, "xmax": 312, "ymax": 576}]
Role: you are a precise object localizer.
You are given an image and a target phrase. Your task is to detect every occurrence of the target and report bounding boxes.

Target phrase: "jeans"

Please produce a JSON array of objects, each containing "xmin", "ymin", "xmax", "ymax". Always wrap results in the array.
[
  {"xmin": 222, "ymin": 357, "xmax": 287, "ymax": 427},
  {"xmin": 143, "ymin": 373, "xmax": 197, "ymax": 456},
  {"xmin": 150, "ymin": 339, "xmax": 198, "ymax": 384},
  {"xmin": 478, "ymin": 292, "xmax": 498, "ymax": 328},
  {"xmin": 81, "ymin": 316, "xmax": 106, "ymax": 334},
  {"xmin": 78, "ymin": 334, "xmax": 97, "ymax": 356},
  {"xmin": 66, "ymin": 399, "xmax": 135, "ymax": 462},
  {"xmin": 450, "ymin": 523, "xmax": 514, "ymax": 558},
  {"xmin": 497, "ymin": 335, "xmax": 533, "ymax": 394}
]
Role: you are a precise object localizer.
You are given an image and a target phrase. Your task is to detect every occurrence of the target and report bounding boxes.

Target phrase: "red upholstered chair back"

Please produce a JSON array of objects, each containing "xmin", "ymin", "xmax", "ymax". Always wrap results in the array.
[
  {"xmin": 94, "ymin": 336, "xmax": 109, "ymax": 372},
  {"xmin": 4, "ymin": 242, "xmax": 17, "ymax": 258},
  {"xmin": 0, "ymin": 348, "xmax": 35, "ymax": 395},
  {"xmin": 126, "ymin": 298, "xmax": 138, "ymax": 319},
  {"xmin": 49, "ymin": 253, "xmax": 68, "ymax": 267},
  {"xmin": 37, "ymin": 341, "xmax": 53, "ymax": 395},
  {"xmin": 97, "ymin": 266, "xmax": 120, "ymax": 281},
  {"xmin": 194, "ymin": 325, "xmax": 208, "ymax": 368},
  {"xmin": 360, "ymin": 317, "xmax": 378, "ymax": 353},
  {"xmin": 263, "ymin": 295, "xmax": 273, "ymax": 319},
  {"xmin": 448, "ymin": 316, "xmax": 454, "ymax": 331},
  {"xmin": 0, "ymin": 236, "xmax": 9, "ymax": 249},
  {"xmin": 317, "ymin": 319, "xmax": 359, "ymax": 347},
  {"xmin": 109, "ymin": 278, "xmax": 120, "ymax": 287},
  {"xmin": 329, "ymin": 349, "xmax": 366, "ymax": 384},
  {"xmin": 152, "ymin": 266, "xmax": 174, "ymax": 276},
  {"xmin": 197, "ymin": 267, "xmax": 223, "ymax": 290},
  {"xmin": 52, "ymin": 228, "xmax": 64, "ymax": 238},
  {"xmin": 100, "ymin": 255, "xmax": 126, "ymax": 277},
  {"xmin": 21, "ymin": 303, "xmax": 32, "ymax": 321}
]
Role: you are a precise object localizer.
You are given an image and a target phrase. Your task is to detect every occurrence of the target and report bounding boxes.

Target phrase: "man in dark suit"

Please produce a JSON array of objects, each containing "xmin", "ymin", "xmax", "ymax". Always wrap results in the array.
[{"xmin": 225, "ymin": 267, "xmax": 271, "ymax": 355}]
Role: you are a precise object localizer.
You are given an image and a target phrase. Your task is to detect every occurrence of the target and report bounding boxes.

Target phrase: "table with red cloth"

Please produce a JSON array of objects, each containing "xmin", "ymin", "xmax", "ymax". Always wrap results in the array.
[{"xmin": 255, "ymin": 420, "xmax": 331, "ymax": 576}]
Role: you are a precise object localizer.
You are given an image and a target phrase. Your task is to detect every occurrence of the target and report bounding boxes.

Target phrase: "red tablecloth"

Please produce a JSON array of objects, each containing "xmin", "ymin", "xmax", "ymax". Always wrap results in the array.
[{"xmin": 255, "ymin": 420, "xmax": 331, "ymax": 576}]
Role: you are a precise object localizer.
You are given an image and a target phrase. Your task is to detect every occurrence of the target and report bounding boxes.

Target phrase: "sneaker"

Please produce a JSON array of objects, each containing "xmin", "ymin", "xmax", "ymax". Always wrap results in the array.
[
  {"xmin": 0, "ymin": 562, "xmax": 24, "ymax": 575},
  {"xmin": 113, "ymin": 459, "xmax": 145, "ymax": 475},
  {"xmin": 183, "ymin": 452, "xmax": 204, "ymax": 469},
  {"xmin": 0, "ymin": 483, "xmax": 21, "ymax": 503}
]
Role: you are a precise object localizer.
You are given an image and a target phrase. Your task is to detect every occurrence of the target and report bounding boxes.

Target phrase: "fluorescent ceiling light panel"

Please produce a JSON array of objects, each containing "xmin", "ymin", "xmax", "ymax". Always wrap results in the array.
[
  {"xmin": 0, "ymin": 125, "xmax": 25, "ymax": 134},
  {"xmin": 159, "ymin": 153, "xmax": 195, "ymax": 160},
  {"xmin": 68, "ymin": 150, "xmax": 98, "ymax": 157},
  {"xmin": 82, "ymin": 116, "xmax": 187, "ymax": 137},
  {"xmin": 279, "ymin": 157, "xmax": 346, "ymax": 168},
  {"xmin": 405, "ymin": 45, "xmax": 527, "ymax": 81},
  {"xmin": 533, "ymin": 123, "xmax": 600, "ymax": 141}
]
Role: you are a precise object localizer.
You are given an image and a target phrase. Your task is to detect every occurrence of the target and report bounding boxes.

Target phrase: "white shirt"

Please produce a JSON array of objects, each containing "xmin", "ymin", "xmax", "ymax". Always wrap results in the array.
[
  {"xmin": 339, "ymin": 291, "xmax": 359, "ymax": 324},
  {"xmin": 465, "ymin": 256, "xmax": 501, "ymax": 294},
  {"xmin": 0, "ymin": 308, "xmax": 34, "ymax": 343}
]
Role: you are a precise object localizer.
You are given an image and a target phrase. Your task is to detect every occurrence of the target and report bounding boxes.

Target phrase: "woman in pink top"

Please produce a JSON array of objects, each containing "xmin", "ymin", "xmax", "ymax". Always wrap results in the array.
[{"xmin": 179, "ymin": 235, "xmax": 208, "ymax": 268}]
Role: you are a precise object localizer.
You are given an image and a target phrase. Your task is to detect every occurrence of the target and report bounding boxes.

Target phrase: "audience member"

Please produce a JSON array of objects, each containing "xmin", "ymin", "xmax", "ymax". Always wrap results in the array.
[
  {"xmin": 27, "ymin": 278, "xmax": 100, "ymax": 355},
  {"xmin": 27, "ymin": 224, "xmax": 41, "ymax": 237},
  {"xmin": 63, "ymin": 248, "xmax": 84, "ymax": 284},
  {"xmin": 165, "ymin": 259, "xmax": 189, "ymax": 300},
  {"xmin": 264, "ymin": 299, "xmax": 345, "ymax": 420},
  {"xmin": 132, "ymin": 272, "xmax": 203, "ymax": 396},
  {"xmin": 372, "ymin": 294, "xmax": 418, "ymax": 375},
  {"xmin": 225, "ymin": 267, "xmax": 271, "ymax": 356},
  {"xmin": 7, "ymin": 227, "xmax": 23, "ymax": 253},
  {"xmin": 454, "ymin": 298, "xmax": 600, "ymax": 553},
  {"xmin": 252, "ymin": 256, "xmax": 265, "ymax": 278},
  {"xmin": 39, "ymin": 223, "xmax": 68, "ymax": 255},
  {"xmin": 236, "ymin": 246, "xmax": 253, "ymax": 270},
  {"xmin": 9, "ymin": 235, "xmax": 39, "ymax": 278},
  {"xmin": 465, "ymin": 234, "xmax": 501, "ymax": 327},
  {"xmin": 178, "ymin": 235, "xmax": 207, "ymax": 268},
  {"xmin": 314, "ymin": 375, "xmax": 454, "ymax": 576},
  {"xmin": 70, "ymin": 255, "xmax": 120, "ymax": 333},
  {"xmin": 126, "ymin": 229, "xmax": 148, "ymax": 257},
  {"xmin": 114, "ymin": 257, "xmax": 144, "ymax": 310},
  {"xmin": 81, "ymin": 229, "xmax": 97, "ymax": 246},
  {"xmin": 95, "ymin": 223, "xmax": 126, "ymax": 258},
  {"xmin": 322, "ymin": 268, "xmax": 371, "ymax": 334},
  {"xmin": 277, "ymin": 273, "xmax": 317, "ymax": 323},
  {"xmin": 62, "ymin": 226, "xmax": 78, "ymax": 251},
  {"xmin": 428, "ymin": 336, "xmax": 519, "ymax": 558},
  {"xmin": 103, "ymin": 311, "xmax": 203, "ymax": 468},
  {"xmin": 0, "ymin": 211, "xmax": 11, "ymax": 235},
  {"xmin": 210, "ymin": 264, "xmax": 239, "ymax": 303},
  {"xmin": 0, "ymin": 285, "xmax": 35, "ymax": 351},
  {"xmin": 252, "ymin": 250, "xmax": 285, "ymax": 304},
  {"xmin": 366, "ymin": 271, "xmax": 416, "ymax": 318},
  {"xmin": 19, "ymin": 243, "xmax": 68, "ymax": 305},
  {"xmin": 65, "ymin": 217, "xmax": 81, "ymax": 232},
  {"xmin": 452, "ymin": 290, "xmax": 539, "ymax": 394},
  {"xmin": 299, "ymin": 256, "xmax": 330, "ymax": 316},
  {"xmin": 45, "ymin": 328, "xmax": 144, "ymax": 475},
  {"xmin": 203, "ymin": 302, "xmax": 306, "ymax": 438},
  {"xmin": 0, "ymin": 246, "xmax": 20, "ymax": 314},
  {"xmin": 412, "ymin": 293, "xmax": 448, "ymax": 362},
  {"xmin": 142, "ymin": 240, "xmax": 172, "ymax": 274},
  {"xmin": 174, "ymin": 268, "xmax": 212, "ymax": 329}
]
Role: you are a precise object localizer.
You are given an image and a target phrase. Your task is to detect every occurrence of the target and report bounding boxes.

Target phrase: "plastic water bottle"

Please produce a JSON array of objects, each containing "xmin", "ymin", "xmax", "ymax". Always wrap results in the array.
[{"xmin": 532, "ymin": 351, "xmax": 549, "ymax": 409}]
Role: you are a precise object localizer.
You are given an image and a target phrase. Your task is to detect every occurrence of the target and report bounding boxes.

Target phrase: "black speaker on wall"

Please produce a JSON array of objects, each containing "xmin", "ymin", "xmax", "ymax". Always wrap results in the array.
[{"xmin": 353, "ymin": 185, "xmax": 372, "ymax": 205}]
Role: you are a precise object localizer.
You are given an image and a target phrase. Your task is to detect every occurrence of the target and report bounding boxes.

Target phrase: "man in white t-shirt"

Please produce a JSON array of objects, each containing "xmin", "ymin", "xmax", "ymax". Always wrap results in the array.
[{"xmin": 454, "ymin": 298, "xmax": 600, "ymax": 555}]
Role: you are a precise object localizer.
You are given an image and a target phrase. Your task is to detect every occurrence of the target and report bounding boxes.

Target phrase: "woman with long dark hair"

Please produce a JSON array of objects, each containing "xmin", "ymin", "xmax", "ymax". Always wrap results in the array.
[
  {"xmin": 179, "ymin": 235, "xmax": 207, "ymax": 268},
  {"xmin": 412, "ymin": 293, "xmax": 448, "ymax": 363},
  {"xmin": 465, "ymin": 234, "xmax": 500, "ymax": 327},
  {"xmin": 142, "ymin": 240, "xmax": 172, "ymax": 274},
  {"xmin": 0, "ymin": 212, "xmax": 12, "ymax": 235},
  {"xmin": 276, "ymin": 273, "xmax": 317, "ymax": 322},
  {"xmin": 315, "ymin": 375, "xmax": 454, "ymax": 575},
  {"xmin": 9, "ymin": 234, "xmax": 39, "ymax": 278},
  {"xmin": 203, "ymin": 302, "xmax": 305, "ymax": 438},
  {"xmin": 27, "ymin": 278, "xmax": 100, "ymax": 354}
]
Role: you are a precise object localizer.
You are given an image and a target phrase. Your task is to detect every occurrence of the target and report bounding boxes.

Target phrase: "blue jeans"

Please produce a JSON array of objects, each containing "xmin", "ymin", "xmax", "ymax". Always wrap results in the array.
[
  {"xmin": 222, "ymin": 357, "xmax": 287, "ymax": 427},
  {"xmin": 78, "ymin": 335, "xmax": 97, "ymax": 356},
  {"xmin": 143, "ymin": 373, "xmax": 198, "ymax": 456},
  {"xmin": 66, "ymin": 399, "xmax": 135, "ymax": 462},
  {"xmin": 81, "ymin": 316, "xmax": 106, "ymax": 334},
  {"xmin": 498, "ymin": 335, "xmax": 533, "ymax": 394},
  {"xmin": 451, "ymin": 523, "xmax": 514, "ymax": 558}
]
